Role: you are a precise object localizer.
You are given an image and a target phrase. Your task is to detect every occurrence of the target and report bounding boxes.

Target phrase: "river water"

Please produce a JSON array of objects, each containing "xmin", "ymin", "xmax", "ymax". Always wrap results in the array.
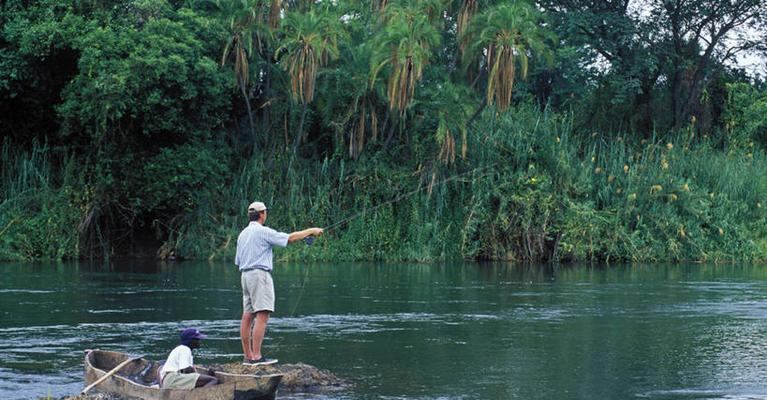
[{"xmin": 2, "ymin": 261, "xmax": 767, "ymax": 399}]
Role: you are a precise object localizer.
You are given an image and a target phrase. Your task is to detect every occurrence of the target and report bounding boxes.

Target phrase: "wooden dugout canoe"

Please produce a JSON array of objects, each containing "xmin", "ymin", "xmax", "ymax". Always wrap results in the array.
[{"xmin": 84, "ymin": 349, "xmax": 282, "ymax": 400}]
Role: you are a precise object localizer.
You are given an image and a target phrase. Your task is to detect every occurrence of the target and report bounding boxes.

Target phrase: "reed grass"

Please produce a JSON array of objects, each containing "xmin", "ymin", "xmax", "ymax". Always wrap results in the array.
[
  {"xmin": 176, "ymin": 104, "xmax": 767, "ymax": 263},
  {"xmin": 0, "ymin": 139, "xmax": 81, "ymax": 260},
  {"xmin": 3, "ymin": 105, "xmax": 767, "ymax": 262}
]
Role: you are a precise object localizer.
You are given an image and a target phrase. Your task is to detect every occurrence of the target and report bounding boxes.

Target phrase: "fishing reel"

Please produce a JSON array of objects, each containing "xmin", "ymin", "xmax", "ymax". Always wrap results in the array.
[{"xmin": 304, "ymin": 236, "xmax": 315, "ymax": 246}]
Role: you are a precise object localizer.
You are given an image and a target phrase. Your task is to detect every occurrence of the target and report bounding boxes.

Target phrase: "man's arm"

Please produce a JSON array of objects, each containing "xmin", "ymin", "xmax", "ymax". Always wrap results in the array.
[{"xmin": 288, "ymin": 227, "xmax": 323, "ymax": 243}]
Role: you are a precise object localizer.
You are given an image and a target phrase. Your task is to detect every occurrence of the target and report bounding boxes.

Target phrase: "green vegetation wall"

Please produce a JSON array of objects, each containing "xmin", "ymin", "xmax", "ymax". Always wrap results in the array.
[{"xmin": 1, "ymin": 0, "xmax": 766, "ymax": 262}]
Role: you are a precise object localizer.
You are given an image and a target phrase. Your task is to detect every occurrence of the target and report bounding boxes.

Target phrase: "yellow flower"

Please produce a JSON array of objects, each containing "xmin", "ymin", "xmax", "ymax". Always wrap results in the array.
[
  {"xmin": 718, "ymin": 227, "xmax": 724, "ymax": 236},
  {"xmin": 595, "ymin": 167, "xmax": 602, "ymax": 174},
  {"xmin": 616, "ymin": 188, "xmax": 622, "ymax": 194},
  {"xmin": 623, "ymin": 165, "xmax": 629, "ymax": 174},
  {"xmin": 682, "ymin": 184, "xmax": 690, "ymax": 192},
  {"xmin": 628, "ymin": 193, "xmax": 637, "ymax": 201},
  {"xmin": 555, "ymin": 136, "xmax": 560, "ymax": 143},
  {"xmin": 670, "ymin": 193, "xmax": 678, "ymax": 201},
  {"xmin": 757, "ymin": 202, "xmax": 762, "ymax": 209},
  {"xmin": 591, "ymin": 156, "xmax": 596, "ymax": 163},
  {"xmin": 666, "ymin": 143, "xmax": 674, "ymax": 150},
  {"xmin": 678, "ymin": 225, "xmax": 686, "ymax": 238},
  {"xmin": 661, "ymin": 159, "xmax": 669, "ymax": 169},
  {"xmin": 608, "ymin": 175, "xmax": 615, "ymax": 182},
  {"xmin": 650, "ymin": 185, "xmax": 663, "ymax": 194}
]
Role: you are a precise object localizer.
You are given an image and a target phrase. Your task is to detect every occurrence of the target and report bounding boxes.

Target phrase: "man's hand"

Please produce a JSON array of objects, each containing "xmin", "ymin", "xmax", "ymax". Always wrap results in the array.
[
  {"xmin": 289, "ymin": 227, "xmax": 324, "ymax": 243},
  {"xmin": 207, "ymin": 368, "xmax": 216, "ymax": 376},
  {"xmin": 180, "ymin": 366, "xmax": 195, "ymax": 374}
]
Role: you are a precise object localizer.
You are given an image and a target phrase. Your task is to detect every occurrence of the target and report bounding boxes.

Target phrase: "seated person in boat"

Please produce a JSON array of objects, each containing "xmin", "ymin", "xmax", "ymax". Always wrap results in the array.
[{"xmin": 160, "ymin": 328, "xmax": 218, "ymax": 389}]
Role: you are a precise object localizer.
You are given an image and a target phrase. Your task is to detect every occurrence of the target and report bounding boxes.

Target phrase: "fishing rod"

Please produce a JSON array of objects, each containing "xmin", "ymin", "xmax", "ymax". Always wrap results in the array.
[
  {"xmin": 290, "ymin": 162, "xmax": 497, "ymax": 316},
  {"xmin": 302, "ymin": 162, "xmax": 497, "ymax": 245},
  {"xmin": 303, "ymin": 114, "xmax": 543, "ymax": 243}
]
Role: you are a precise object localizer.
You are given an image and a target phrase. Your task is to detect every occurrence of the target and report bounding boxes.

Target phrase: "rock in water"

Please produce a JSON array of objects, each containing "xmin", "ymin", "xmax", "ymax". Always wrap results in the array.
[
  {"xmin": 56, "ymin": 394, "xmax": 121, "ymax": 400},
  {"xmin": 209, "ymin": 362, "xmax": 349, "ymax": 393},
  {"xmin": 53, "ymin": 362, "xmax": 347, "ymax": 399}
]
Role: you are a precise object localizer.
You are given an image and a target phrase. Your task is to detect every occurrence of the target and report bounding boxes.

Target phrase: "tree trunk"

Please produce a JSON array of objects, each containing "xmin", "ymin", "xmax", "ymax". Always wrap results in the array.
[
  {"xmin": 671, "ymin": 68, "xmax": 683, "ymax": 129},
  {"xmin": 467, "ymin": 97, "xmax": 487, "ymax": 127},
  {"xmin": 240, "ymin": 79, "xmax": 258, "ymax": 154},
  {"xmin": 292, "ymin": 102, "xmax": 308, "ymax": 159},
  {"xmin": 678, "ymin": 48, "xmax": 718, "ymax": 130},
  {"xmin": 635, "ymin": 72, "xmax": 659, "ymax": 136}
]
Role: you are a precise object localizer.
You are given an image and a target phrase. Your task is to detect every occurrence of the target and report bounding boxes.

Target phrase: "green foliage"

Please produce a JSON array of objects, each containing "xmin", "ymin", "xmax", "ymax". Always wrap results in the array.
[
  {"xmin": 0, "ymin": 141, "xmax": 81, "ymax": 260},
  {"xmin": 276, "ymin": 5, "xmax": 346, "ymax": 104},
  {"xmin": 723, "ymin": 83, "xmax": 767, "ymax": 150},
  {"xmin": 157, "ymin": 104, "xmax": 767, "ymax": 263},
  {"xmin": 57, "ymin": 7, "xmax": 230, "ymax": 140},
  {"xmin": 370, "ymin": 1, "xmax": 441, "ymax": 114},
  {"xmin": 461, "ymin": 1, "xmax": 554, "ymax": 111},
  {"xmin": 139, "ymin": 144, "xmax": 228, "ymax": 213},
  {"xmin": 1, "ymin": 0, "xmax": 766, "ymax": 262}
]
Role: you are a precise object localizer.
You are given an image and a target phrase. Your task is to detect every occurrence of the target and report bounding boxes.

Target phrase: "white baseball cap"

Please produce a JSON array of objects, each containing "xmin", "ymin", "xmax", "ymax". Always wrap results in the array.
[{"xmin": 248, "ymin": 201, "xmax": 267, "ymax": 212}]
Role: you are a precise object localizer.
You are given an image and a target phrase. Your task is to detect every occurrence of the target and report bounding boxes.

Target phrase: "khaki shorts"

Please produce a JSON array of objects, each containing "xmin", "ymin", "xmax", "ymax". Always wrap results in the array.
[
  {"xmin": 161, "ymin": 371, "xmax": 199, "ymax": 390},
  {"xmin": 242, "ymin": 269, "xmax": 275, "ymax": 313}
]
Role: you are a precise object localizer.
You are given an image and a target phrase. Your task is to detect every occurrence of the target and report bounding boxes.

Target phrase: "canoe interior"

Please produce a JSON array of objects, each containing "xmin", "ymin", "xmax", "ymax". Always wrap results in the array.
[
  {"xmin": 88, "ymin": 350, "xmax": 162, "ymax": 385},
  {"xmin": 88, "ymin": 350, "xmax": 283, "ymax": 386}
]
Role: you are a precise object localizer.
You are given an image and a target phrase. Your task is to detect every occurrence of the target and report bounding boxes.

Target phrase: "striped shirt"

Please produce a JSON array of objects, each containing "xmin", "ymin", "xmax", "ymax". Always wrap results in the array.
[{"xmin": 235, "ymin": 222, "xmax": 290, "ymax": 272}]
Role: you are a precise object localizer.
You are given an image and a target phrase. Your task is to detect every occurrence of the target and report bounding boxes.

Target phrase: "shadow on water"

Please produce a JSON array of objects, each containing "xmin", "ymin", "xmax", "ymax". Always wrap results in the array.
[{"xmin": 3, "ymin": 261, "xmax": 767, "ymax": 399}]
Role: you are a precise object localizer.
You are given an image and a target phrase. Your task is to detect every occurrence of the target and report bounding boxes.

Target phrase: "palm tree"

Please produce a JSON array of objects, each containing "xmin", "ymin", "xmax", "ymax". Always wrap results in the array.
[
  {"xmin": 276, "ymin": 6, "xmax": 347, "ymax": 153},
  {"xmin": 378, "ymin": 0, "xmax": 446, "ymax": 22},
  {"xmin": 370, "ymin": 4, "xmax": 441, "ymax": 117},
  {"xmin": 461, "ymin": 2, "xmax": 554, "ymax": 112},
  {"xmin": 267, "ymin": 0, "xmax": 281, "ymax": 28},
  {"xmin": 209, "ymin": 0, "xmax": 282, "ymax": 152},
  {"xmin": 456, "ymin": 0, "xmax": 478, "ymax": 38},
  {"xmin": 332, "ymin": 43, "xmax": 383, "ymax": 159},
  {"xmin": 455, "ymin": 0, "xmax": 479, "ymax": 60},
  {"xmin": 432, "ymin": 83, "xmax": 474, "ymax": 164},
  {"xmin": 214, "ymin": 0, "xmax": 265, "ymax": 148}
]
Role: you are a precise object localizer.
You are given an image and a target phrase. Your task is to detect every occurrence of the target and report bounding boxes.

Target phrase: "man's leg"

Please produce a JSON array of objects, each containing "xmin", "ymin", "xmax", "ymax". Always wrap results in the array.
[
  {"xmin": 195, "ymin": 373, "xmax": 218, "ymax": 388},
  {"xmin": 240, "ymin": 312, "xmax": 255, "ymax": 360},
  {"xmin": 250, "ymin": 310, "xmax": 270, "ymax": 359}
]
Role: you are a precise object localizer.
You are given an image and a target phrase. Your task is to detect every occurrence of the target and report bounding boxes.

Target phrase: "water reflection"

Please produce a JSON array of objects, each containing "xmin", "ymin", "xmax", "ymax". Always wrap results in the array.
[{"xmin": 2, "ymin": 261, "xmax": 767, "ymax": 399}]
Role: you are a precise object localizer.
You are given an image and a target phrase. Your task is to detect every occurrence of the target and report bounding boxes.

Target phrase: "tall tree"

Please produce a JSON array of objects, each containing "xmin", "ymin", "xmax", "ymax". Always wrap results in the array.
[
  {"xmin": 214, "ymin": 0, "xmax": 266, "ymax": 148},
  {"xmin": 652, "ymin": 0, "xmax": 767, "ymax": 129},
  {"xmin": 276, "ymin": 5, "xmax": 346, "ymax": 153},
  {"xmin": 370, "ymin": 2, "xmax": 441, "ymax": 117},
  {"xmin": 462, "ymin": 2, "xmax": 554, "ymax": 112},
  {"xmin": 538, "ymin": 0, "xmax": 766, "ymax": 133}
]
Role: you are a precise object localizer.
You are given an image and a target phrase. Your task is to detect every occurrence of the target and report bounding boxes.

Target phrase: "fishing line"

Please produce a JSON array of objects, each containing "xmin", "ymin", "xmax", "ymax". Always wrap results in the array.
[
  {"xmin": 303, "ymin": 162, "xmax": 498, "ymax": 245},
  {"xmin": 290, "ymin": 163, "xmax": 497, "ymax": 316}
]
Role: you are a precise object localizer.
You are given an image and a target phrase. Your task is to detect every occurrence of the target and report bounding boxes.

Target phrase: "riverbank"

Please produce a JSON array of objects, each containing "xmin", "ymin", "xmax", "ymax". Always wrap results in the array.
[
  {"xmin": 3, "ymin": 109, "xmax": 766, "ymax": 263},
  {"xmin": 3, "ymin": 1, "xmax": 766, "ymax": 264}
]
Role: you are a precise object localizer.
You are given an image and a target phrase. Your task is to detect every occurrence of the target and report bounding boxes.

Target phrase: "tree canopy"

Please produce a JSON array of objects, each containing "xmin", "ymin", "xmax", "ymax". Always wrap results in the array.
[{"xmin": 1, "ymin": 0, "xmax": 766, "ymax": 261}]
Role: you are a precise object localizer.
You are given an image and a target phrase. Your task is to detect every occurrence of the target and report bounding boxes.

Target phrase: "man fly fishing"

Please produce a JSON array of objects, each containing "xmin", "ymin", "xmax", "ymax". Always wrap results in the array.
[{"xmin": 236, "ymin": 201, "xmax": 323, "ymax": 365}]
